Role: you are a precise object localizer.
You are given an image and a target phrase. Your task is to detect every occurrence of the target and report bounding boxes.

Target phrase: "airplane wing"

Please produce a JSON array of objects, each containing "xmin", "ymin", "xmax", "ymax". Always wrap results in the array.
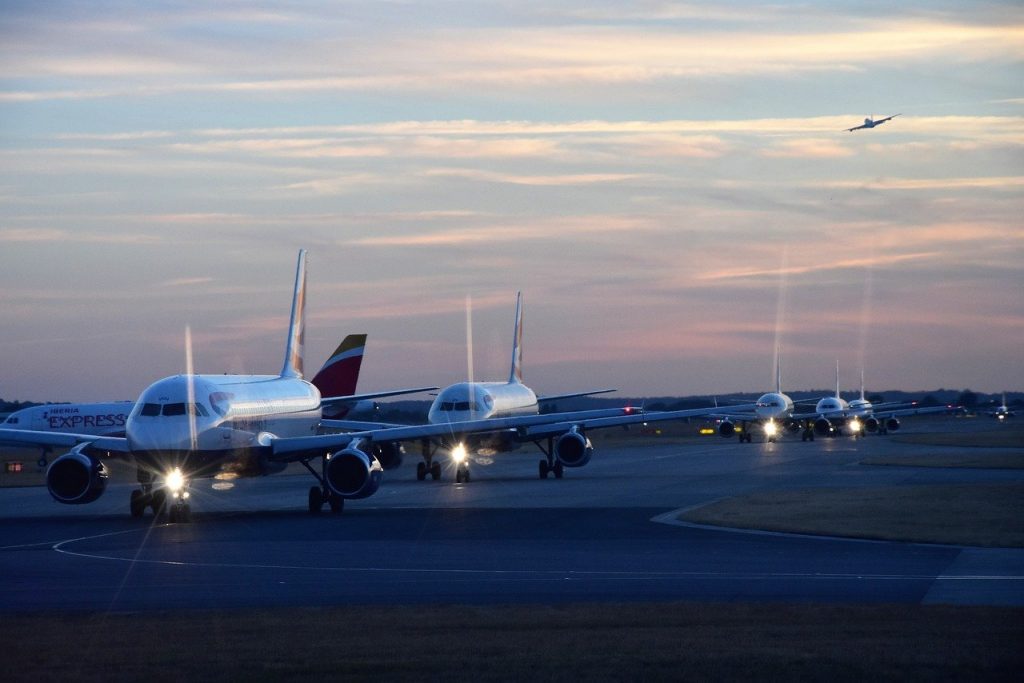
[
  {"xmin": 536, "ymin": 388, "xmax": 617, "ymax": 403},
  {"xmin": 876, "ymin": 113, "xmax": 901, "ymax": 124},
  {"xmin": 0, "ymin": 428, "xmax": 130, "ymax": 454},
  {"xmin": 875, "ymin": 404, "xmax": 960, "ymax": 418},
  {"xmin": 270, "ymin": 404, "xmax": 751, "ymax": 462},
  {"xmin": 845, "ymin": 123, "xmax": 867, "ymax": 132},
  {"xmin": 320, "ymin": 386, "xmax": 438, "ymax": 408}
]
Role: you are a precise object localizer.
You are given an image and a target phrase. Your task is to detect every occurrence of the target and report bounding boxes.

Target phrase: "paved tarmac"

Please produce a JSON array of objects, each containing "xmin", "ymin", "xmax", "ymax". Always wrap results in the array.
[{"xmin": 1, "ymin": 419, "xmax": 1022, "ymax": 612}]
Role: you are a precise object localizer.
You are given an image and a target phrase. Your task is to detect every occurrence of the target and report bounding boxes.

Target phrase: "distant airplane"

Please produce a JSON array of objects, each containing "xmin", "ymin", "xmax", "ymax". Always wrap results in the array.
[
  {"xmin": 986, "ymin": 393, "xmax": 1015, "ymax": 421},
  {"xmin": 845, "ymin": 113, "xmax": 901, "ymax": 132},
  {"xmin": 715, "ymin": 348, "xmax": 799, "ymax": 443},
  {"xmin": 0, "ymin": 251, "xmax": 731, "ymax": 520},
  {"xmin": 1, "ymin": 402, "xmax": 133, "ymax": 438},
  {"xmin": 329, "ymin": 292, "xmax": 747, "ymax": 482}
]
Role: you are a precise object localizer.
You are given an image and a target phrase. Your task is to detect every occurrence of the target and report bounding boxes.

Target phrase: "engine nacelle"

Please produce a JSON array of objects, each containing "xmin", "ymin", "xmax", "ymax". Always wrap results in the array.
[
  {"xmin": 46, "ymin": 445, "xmax": 108, "ymax": 505},
  {"xmin": 554, "ymin": 429, "xmax": 593, "ymax": 468},
  {"xmin": 886, "ymin": 417, "xmax": 900, "ymax": 432},
  {"xmin": 813, "ymin": 417, "xmax": 834, "ymax": 436},
  {"xmin": 718, "ymin": 420, "xmax": 736, "ymax": 437},
  {"xmin": 864, "ymin": 417, "xmax": 880, "ymax": 433},
  {"xmin": 369, "ymin": 441, "xmax": 404, "ymax": 470},
  {"xmin": 324, "ymin": 440, "xmax": 383, "ymax": 499}
]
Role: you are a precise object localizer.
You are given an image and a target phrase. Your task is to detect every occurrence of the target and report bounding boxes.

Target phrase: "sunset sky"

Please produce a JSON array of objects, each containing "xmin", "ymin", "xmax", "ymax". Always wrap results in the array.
[{"xmin": 1, "ymin": 1, "xmax": 1022, "ymax": 402}]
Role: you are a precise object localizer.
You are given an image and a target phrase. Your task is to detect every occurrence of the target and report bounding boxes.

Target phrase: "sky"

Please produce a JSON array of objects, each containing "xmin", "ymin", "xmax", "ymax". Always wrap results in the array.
[{"xmin": 1, "ymin": 1, "xmax": 1022, "ymax": 403}]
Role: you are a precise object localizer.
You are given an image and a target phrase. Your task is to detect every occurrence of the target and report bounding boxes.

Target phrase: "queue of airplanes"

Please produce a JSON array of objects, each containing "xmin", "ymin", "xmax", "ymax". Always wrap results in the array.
[
  {"xmin": 714, "ymin": 358, "xmax": 960, "ymax": 443},
  {"xmin": 0, "ymin": 250, "xmax": 968, "ymax": 522}
]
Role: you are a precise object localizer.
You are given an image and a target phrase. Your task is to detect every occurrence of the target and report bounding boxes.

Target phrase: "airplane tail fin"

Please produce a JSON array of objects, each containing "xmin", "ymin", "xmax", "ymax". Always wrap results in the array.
[
  {"xmin": 508, "ymin": 291, "xmax": 524, "ymax": 384},
  {"xmin": 311, "ymin": 334, "xmax": 367, "ymax": 398},
  {"xmin": 860, "ymin": 368, "xmax": 866, "ymax": 401},
  {"xmin": 280, "ymin": 249, "xmax": 307, "ymax": 378}
]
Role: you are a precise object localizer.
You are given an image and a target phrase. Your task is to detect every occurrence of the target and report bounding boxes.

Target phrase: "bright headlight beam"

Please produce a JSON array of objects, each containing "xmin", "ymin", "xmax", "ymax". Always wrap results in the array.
[
  {"xmin": 451, "ymin": 443, "xmax": 468, "ymax": 464},
  {"xmin": 165, "ymin": 467, "xmax": 185, "ymax": 493},
  {"xmin": 764, "ymin": 421, "xmax": 778, "ymax": 436}
]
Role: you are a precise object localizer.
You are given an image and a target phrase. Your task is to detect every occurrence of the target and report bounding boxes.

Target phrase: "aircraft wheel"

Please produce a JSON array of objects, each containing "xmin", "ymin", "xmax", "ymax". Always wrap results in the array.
[
  {"xmin": 430, "ymin": 461, "xmax": 441, "ymax": 480},
  {"xmin": 768, "ymin": 437, "xmax": 775, "ymax": 443},
  {"xmin": 130, "ymin": 490, "xmax": 147, "ymax": 518},
  {"xmin": 455, "ymin": 468, "xmax": 463, "ymax": 484},
  {"xmin": 554, "ymin": 462, "xmax": 564, "ymax": 479},
  {"xmin": 416, "ymin": 462, "xmax": 427, "ymax": 481},
  {"xmin": 150, "ymin": 490, "xmax": 167, "ymax": 518},
  {"xmin": 458, "ymin": 465, "xmax": 470, "ymax": 483},
  {"xmin": 308, "ymin": 486, "xmax": 324, "ymax": 514},
  {"xmin": 539, "ymin": 459, "xmax": 549, "ymax": 479},
  {"xmin": 328, "ymin": 494, "xmax": 344, "ymax": 514}
]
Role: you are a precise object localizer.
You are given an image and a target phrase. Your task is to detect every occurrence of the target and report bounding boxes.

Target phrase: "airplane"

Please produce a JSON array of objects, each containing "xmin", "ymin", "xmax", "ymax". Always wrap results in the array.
[
  {"xmin": 326, "ymin": 292, "xmax": 748, "ymax": 482},
  {"xmin": 985, "ymin": 393, "xmax": 1015, "ymax": 421},
  {"xmin": 845, "ymin": 113, "xmax": 900, "ymax": 132},
  {"xmin": 0, "ymin": 250, "xmax": 741, "ymax": 521},
  {"xmin": 714, "ymin": 349, "xmax": 800, "ymax": 443},
  {"xmin": 0, "ymin": 334, "xmax": 426, "ymax": 458}
]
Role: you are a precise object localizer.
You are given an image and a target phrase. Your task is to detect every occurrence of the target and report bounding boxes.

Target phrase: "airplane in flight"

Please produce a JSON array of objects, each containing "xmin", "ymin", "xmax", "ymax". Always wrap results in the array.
[
  {"xmin": 0, "ymin": 250, "xmax": 737, "ymax": 520},
  {"xmin": 845, "ymin": 113, "xmax": 901, "ymax": 132},
  {"xmin": 327, "ymin": 292, "xmax": 746, "ymax": 482},
  {"xmin": 985, "ymin": 393, "xmax": 1015, "ymax": 421}
]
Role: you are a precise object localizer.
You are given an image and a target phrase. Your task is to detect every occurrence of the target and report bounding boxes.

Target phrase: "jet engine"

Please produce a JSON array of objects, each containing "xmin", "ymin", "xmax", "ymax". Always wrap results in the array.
[
  {"xmin": 46, "ymin": 444, "xmax": 108, "ymax": 504},
  {"xmin": 718, "ymin": 420, "xmax": 736, "ymax": 437},
  {"xmin": 324, "ymin": 440, "xmax": 383, "ymax": 499},
  {"xmin": 864, "ymin": 417, "xmax": 880, "ymax": 433},
  {"xmin": 814, "ymin": 417, "xmax": 834, "ymax": 436},
  {"xmin": 885, "ymin": 417, "xmax": 900, "ymax": 432},
  {"xmin": 554, "ymin": 428, "xmax": 593, "ymax": 468},
  {"xmin": 369, "ymin": 441, "xmax": 404, "ymax": 470}
]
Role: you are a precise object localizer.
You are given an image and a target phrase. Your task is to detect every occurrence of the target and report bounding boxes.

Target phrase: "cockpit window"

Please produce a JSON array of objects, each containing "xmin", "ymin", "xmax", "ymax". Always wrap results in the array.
[
  {"xmin": 439, "ymin": 401, "xmax": 480, "ymax": 412},
  {"xmin": 209, "ymin": 392, "xmax": 233, "ymax": 417},
  {"xmin": 140, "ymin": 403, "xmax": 161, "ymax": 416},
  {"xmin": 161, "ymin": 403, "xmax": 208, "ymax": 417},
  {"xmin": 3, "ymin": 416, "xmax": 17, "ymax": 424}
]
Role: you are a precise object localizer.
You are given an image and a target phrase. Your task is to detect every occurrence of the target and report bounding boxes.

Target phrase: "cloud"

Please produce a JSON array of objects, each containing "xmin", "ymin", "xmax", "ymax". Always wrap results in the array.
[{"xmin": 761, "ymin": 138, "xmax": 854, "ymax": 159}]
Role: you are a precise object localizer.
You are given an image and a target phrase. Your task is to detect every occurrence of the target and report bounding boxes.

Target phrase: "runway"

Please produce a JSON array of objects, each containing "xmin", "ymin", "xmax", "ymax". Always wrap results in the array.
[{"xmin": 2, "ymin": 421, "xmax": 1022, "ymax": 612}]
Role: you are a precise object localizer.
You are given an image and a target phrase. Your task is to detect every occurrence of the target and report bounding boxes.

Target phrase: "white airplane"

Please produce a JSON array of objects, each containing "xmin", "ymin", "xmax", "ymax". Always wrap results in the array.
[
  {"xmin": 332, "ymin": 292, "xmax": 745, "ymax": 482},
  {"xmin": 0, "ymin": 333, "xmax": 425, "ymax": 459},
  {"xmin": 986, "ymin": 393, "xmax": 1015, "ymax": 421},
  {"xmin": 715, "ymin": 349, "xmax": 797, "ymax": 443},
  {"xmin": 845, "ymin": 113, "xmax": 900, "ymax": 132},
  {"xmin": 799, "ymin": 366, "xmax": 961, "ymax": 437},
  {"xmin": 0, "ymin": 250, "xmax": 735, "ymax": 520}
]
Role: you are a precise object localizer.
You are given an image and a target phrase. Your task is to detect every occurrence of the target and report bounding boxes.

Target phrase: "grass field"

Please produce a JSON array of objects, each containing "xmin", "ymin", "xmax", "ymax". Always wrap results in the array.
[
  {"xmin": 1, "ymin": 603, "xmax": 1021, "ymax": 682},
  {"xmin": 680, "ymin": 482, "xmax": 1024, "ymax": 547}
]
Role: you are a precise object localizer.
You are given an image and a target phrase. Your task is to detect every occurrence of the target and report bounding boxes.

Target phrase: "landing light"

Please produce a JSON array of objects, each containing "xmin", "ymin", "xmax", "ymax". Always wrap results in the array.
[
  {"xmin": 764, "ymin": 421, "xmax": 778, "ymax": 436},
  {"xmin": 849, "ymin": 418, "xmax": 862, "ymax": 432},
  {"xmin": 165, "ymin": 467, "xmax": 185, "ymax": 493},
  {"xmin": 451, "ymin": 443, "xmax": 468, "ymax": 464}
]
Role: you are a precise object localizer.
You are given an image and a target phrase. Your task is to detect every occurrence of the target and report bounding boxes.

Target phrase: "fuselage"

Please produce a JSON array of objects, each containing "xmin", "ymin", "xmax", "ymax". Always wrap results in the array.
[
  {"xmin": 2, "ymin": 401, "xmax": 133, "ymax": 436},
  {"xmin": 847, "ymin": 398, "xmax": 873, "ymax": 417},
  {"xmin": 754, "ymin": 391, "xmax": 794, "ymax": 421},
  {"xmin": 126, "ymin": 373, "xmax": 321, "ymax": 479},
  {"xmin": 427, "ymin": 381, "xmax": 538, "ymax": 424},
  {"xmin": 815, "ymin": 395, "xmax": 850, "ymax": 416}
]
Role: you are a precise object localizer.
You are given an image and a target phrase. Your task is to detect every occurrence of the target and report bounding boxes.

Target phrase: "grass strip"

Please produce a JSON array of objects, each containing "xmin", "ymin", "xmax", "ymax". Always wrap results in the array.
[{"xmin": 680, "ymin": 483, "xmax": 1024, "ymax": 547}]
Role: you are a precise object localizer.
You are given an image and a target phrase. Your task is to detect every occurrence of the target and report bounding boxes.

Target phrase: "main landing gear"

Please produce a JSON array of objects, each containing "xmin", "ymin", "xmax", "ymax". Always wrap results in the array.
[
  {"xmin": 301, "ymin": 454, "xmax": 344, "ymax": 514},
  {"xmin": 416, "ymin": 440, "xmax": 443, "ymax": 481},
  {"xmin": 535, "ymin": 436, "xmax": 564, "ymax": 479},
  {"xmin": 800, "ymin": 428, "xmax": 815, "ymax": 442}
]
